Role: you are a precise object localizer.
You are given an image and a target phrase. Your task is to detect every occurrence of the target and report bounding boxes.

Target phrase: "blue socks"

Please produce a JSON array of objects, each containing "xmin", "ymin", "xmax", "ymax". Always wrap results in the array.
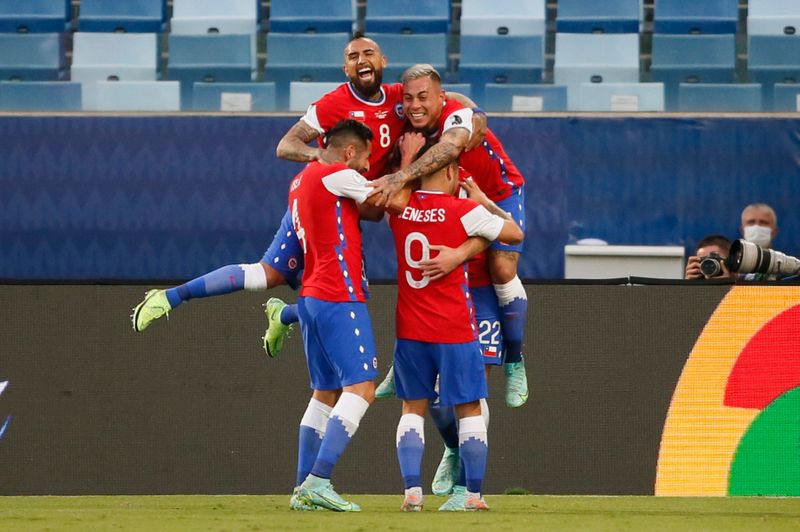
[
  {"xmin": 428, "ymin": 402, "xmax": 459, "ymax": 449},
  {"xmin": 165, "ymin": 263, "xmax": 267, "ymax": 309},
  {"xmin": 494, "ymin": 276, "xmax": 528, "ymax": 365},
  {"xmin": 296, "ymin": 398, "xmax": 331, "ymax": 486},
  {"xmin": 280, "ymin": 304, "xmax": 299, "ymax": 325},
  {"xmin": 310, "ymin": 393, "xmax": 369, "ymax": 480},
  {"xmin": 396, "ymin": 414, "xmax": 425, "ymax": 489},
  {"xmin": 458, "ymin": 415, "xmax": 488, "ymax": 495}
]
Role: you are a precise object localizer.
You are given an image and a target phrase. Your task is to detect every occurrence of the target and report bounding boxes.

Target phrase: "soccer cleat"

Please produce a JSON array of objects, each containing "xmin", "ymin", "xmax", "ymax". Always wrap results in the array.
[
  {"xmin": 289, "ymin": 487, "xmax": 323, "ymax": 511},
  {"xmin": 375, "ymin": 365, "xmax": 396, "ymax": 399},
  {"xmin": 131, "ymin": 289, "xmax": 172, "ymax": 332},
  {"xmin": 400, "ymin": 486, "xmax": 424, "ymax": 512},
  {"xmin": 464, "ymin": 494, "xmax": 490, "ymax": 511},
  {"xmin": 437, "ymin": 485, "xmax": 468, "ymax": 511},
  {"xmin": 504, "ymin": 361, "xmax": 529, "ymax": 408},
  {"xmin": 298, "ymin": 477, "xmax": 361, "ymax": 512},
  {"xmin": 262, "ymin": 297, "xmax": 293, "ymax": 358},
  {"xmin": 431, "ymin": 446, "xmax": 460, "ymax": 496}
]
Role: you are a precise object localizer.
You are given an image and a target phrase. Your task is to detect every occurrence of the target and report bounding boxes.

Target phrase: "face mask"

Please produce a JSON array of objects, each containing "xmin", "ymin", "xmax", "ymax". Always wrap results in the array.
[{"xmin": 744, "ymin": 224, "xmax": 772, "ymax": 247}]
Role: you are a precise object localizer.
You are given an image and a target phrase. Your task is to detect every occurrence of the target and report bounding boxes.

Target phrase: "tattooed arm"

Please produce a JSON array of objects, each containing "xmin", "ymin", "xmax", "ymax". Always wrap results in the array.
[{"xmin": 276, "ymin": 120, "xmax": 323, "ymax": 162}]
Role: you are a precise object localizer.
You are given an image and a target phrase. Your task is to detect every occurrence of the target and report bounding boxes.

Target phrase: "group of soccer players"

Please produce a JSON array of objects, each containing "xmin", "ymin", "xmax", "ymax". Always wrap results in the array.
[{"xmin": 131, "ymin": 33, "xmax": 531, "ymax": 512}]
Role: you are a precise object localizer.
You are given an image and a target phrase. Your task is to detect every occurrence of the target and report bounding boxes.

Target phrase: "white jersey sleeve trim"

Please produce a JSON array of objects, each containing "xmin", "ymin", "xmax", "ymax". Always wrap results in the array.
[
  {"xmin": 300, "ymin": 104, "xmax": 325, "ymax": 135},
  {"xmin": 442, "ymin": 107, "xmax": 474, "ymax": 137},
  {"xmin": 460, "ymin": 204, "xmax": 504, "ymax": 241},
  {"xmin": 322, "ymin": 169, "xmax": 372, "ymax": 203}
]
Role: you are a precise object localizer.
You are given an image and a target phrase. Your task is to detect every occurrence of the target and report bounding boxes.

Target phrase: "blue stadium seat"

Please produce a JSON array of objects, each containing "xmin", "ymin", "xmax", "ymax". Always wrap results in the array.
[
  {"xmin": 649, "ymin": 34, "xmax": 736, "ymax": 111},
  {"xmin": 265, "ymin": 32, "xmax": 349, "ymax": 110},
  {"xmin": 459, "ymin": 35, "xmax": 544, "ymax": 102},
  {"xmin": 653, "ymin": 0, "xmax": 738, "ymax": 34},
  {"xmin": 366, "ymin": 0, "xmax": 450, "ymax": 34},
  {"xmin": 71, "ymin": 32, "xmax": 158, "ymax": 82},
  {"xmin": 0, "ymin": 0, "xmax": 70, "ymax": 33},
  {"xmin": 193, "ymin": 81, "xmax": 277, "ymax": 111},
  {"xmin": 78, "ymin": 0, "xmax": 165, "ymax": 33},
  {"xmin": 0, "ymin": 33, "xmax": 63, "ymax": 80},
  {"xmin": 167, "ymin": 34, "xmax": 253, "ymax": 110},
  {"xmin": 289, "ymin": 81, "xmax": 342, "ymax": 112},
  {"xmin": 484, "ymin": 83, "xmax": 567, "ymax": 111},
  {"xmin": 460, "ymin": 0, "xmax": 545, "ymax": 36},
  {"xmin": 556, "ymin": 0, "xmax": 641, "ymax": 34},
  {"xmin": 0, "ymin": 80, "xmax": 79, "ymax": 110},
  {"xmin": 87, "ymin": 81, "xmax": 180, "ymax": 111},
  {"xmin": 375, "ymin": 34, "xmax": 447, "ymax": 83},
  {"xmin": 678, "ymin": 83, "xmax": 762, "ymax": 112},
  {"xmin": 748, "ymin": 0, "xmax": 800, "ymax": 36},
  {"xmin": 269, "ymin": 0, "xmax": 354, "ymax": 33},
  {"xmin": 773, "ymin": 83, "xmax": 800, "ymax": 112},
  {"xmin": 554, "ymin": 33, "xmax": 639, "ymax": 107},
  {"xmin": 442, "ymin": 83, "xmax": 473, "ymax": 100},
  {"xmin": 748, "ymin": 35, "xmax": 800, "ymax": 109},
  {"xmin": 574, "ymin": 82, "xmax": 664, "ymax": 111}
]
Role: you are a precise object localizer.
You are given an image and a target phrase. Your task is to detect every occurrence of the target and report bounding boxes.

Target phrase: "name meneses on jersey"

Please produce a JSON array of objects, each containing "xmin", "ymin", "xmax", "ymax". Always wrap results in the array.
[
  {"xmin": 290, "ymin": 174, "xmax": 303, "ymax": 192},
  {"xmin": 399, "ymin": 206, "xmax": 446, "ymax": 223}
]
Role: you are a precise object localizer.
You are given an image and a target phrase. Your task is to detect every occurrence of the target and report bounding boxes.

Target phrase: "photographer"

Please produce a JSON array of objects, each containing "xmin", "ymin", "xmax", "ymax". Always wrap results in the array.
[{"xmin": 685, "ymin": 235, "xmax": 733, "ymax": 280}]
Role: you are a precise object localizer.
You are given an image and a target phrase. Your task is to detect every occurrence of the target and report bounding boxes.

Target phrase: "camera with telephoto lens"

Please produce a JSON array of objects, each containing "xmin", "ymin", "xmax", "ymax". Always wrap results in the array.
[
  {"xmin": 699, "ymin": 252, "xmax": 726, "ymax": 278},
  {"xmin": 726, "ymin": 239, "xmax": 800, "ymax": 277}
]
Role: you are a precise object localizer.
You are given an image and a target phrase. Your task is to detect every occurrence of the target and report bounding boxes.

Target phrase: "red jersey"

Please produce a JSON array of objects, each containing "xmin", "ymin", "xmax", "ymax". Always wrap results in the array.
[
  {"xmin": 390, "ymin": 190, "xmax": 505, "ymax": 343},
  {"xmin": 288, "ymin": 161, "xmax": 372, "ymax": 302},
  {"xmin": 430, "ymin": 99, "xmax": 526, "ymax": 202},
  {"xmin": 457, "ymin": 168, "xmax": 493, "ymax": 289},
  {"xmin": 302, "ymin": 82, "xmax": 405, "ymax": 179}
]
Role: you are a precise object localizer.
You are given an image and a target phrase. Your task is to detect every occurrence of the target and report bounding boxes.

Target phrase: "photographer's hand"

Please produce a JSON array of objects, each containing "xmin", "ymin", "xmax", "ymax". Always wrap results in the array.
[{"xmin": 684, "ymin": 256, "xmax": 703, "ymax": 280}]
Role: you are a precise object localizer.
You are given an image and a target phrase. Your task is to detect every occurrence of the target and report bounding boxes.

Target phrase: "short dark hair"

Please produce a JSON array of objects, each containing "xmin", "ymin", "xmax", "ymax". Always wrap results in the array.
[
  {"xmin": 325, "ymin": 119, "xmax": 373, "ymax": 149},
  {"xmin": 696, "ymin": 234, "xmax": 732, "ymax": 255}
]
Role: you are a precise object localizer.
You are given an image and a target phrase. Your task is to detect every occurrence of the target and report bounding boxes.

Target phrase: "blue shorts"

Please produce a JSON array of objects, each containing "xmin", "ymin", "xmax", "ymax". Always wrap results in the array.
[
  {"xmin": 490, "ymin": 188, "xmax": 525, "ymax": 253},
  {"xmin": 298, "ymin": 296, "xmax": 378, "ymax": 391},
  {"xmin": 394, "ymin": 338, "xmax": 488, "ymax": 407},
  {"xmin": 471, "ymin": 286, "xmax": 504, "ymax": 366},
  {"xmin": 261, "ymin": 208, "xmax": 304, "ymax": 290}
]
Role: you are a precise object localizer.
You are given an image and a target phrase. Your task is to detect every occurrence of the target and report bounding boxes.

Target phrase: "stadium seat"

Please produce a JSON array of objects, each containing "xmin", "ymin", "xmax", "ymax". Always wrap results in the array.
[
  {"xmin": 375, "ymin": 34, "xmax": 447, "ymax": 83},
  {"xmin": 193, "ymin": 81, "xmax": 277, "ymax": 111},
  {"xmin": 269, "ymin": 0, "xmax": 355, "ymax": 33},
  {"xmin": 166, "ymin": 34, "xmax": 253, "ymax": 110},
  {"xmin": 86, "ymin": 80, "xmax": 180, "ymax": 111},
  {"xmin": 574, "ymin": 82, "xmax": 664, "ymax": 111},
  {"xmin": 772, "ymin": 83, "xmax": 800, "ymax": 112},
  {"xmin": 459, "ymin": 35, "xmax": 544, "ymax": 102},
  {"xmin": 0, "ymin": 0, "xmax": 71, "ymax": 33},
  {"xmin": 748, "ymin": 0, "xmax": 800, "ymax": 36},
  {"xmin": 678, "ymin": 83, "xmax": 762, "ymax": 112},
  {"xmin": 71, "ymin": 32, "xmax": 158, "ymax": 81},
  {"xmin": 0, "ymin": 80, "xmax": 79, "ymax": 110},
  {"xmin": 649, "ymin": 34, "xmax": 736, "ymax": 111},
  {"xmin": 0, "ymin": 33, "xmax": 64, "ymax": 80},
  {"xmin": 442, "ymin": 83, "xmax": 473, "ymax": 100},
  {"xmin": 265, "ymin": 32, "xmax": 349, "ymax": 110},
  {"xmin": 78, "ymin": 0, "xmax": 166, "ymax": 33},
  {"xmin": 556, "ymin": 0, "xmax": 641, "ymax": 34},
  {"xmin": 554, "ymin": 33, "xmax": 639, "ymax": 107},
  {"xmin": 653, "ymin": 0, "xmax": 738, "ymax": 34},
  {"xmin": 460, "ymin": 0, "xmax": 545, "ymax": 36},
  {"xmin": 365, "ymin": 0, "xmax": 450, "ymax": 34},
  {"xmin": 288, "ymin": 81, "xmax": 342, "ymax": 112},
  {"xmin": 484, "ymin": 83, "xmax": 567, "ymax": 111},
  {"xmin": 748, "ymin": 35, "xmax": 800, "ymax": 109}
]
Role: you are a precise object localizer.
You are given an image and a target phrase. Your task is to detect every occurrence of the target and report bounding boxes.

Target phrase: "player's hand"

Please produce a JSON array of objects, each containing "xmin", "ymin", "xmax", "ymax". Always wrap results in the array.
[
  {"xmin": 419, "ymin": 244, "xmax": 466, "ymax": 280},
  {"xmin": 684, "ymin": 256, "xmax": 703, "ymax": 280},
  {"xmin": 466, "ymin": 112, "xmax": 487, "ymax": 151},
  {"xmin": 368, "ymin": 174, "xmax": 405, "ymax": 206},
  {"xmin": 460, "ymin": 177, "xmax": 489, "ymax": 204},
  {"xmin": 397, "ymin": 132, "xmax": 426, "ymax": 168}
]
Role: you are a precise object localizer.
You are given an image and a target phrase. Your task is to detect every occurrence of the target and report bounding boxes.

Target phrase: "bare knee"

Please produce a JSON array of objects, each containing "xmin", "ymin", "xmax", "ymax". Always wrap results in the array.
[
  {"xmin": 260, "ymin": 261, "xmax": 286, "ymax": 288},
  {"xmin": 488, "ymin": 250, "xmax": 520, "ymax": 284}
]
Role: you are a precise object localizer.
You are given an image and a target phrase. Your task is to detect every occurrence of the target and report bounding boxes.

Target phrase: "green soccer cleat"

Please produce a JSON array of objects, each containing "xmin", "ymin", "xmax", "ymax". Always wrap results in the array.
[
  {"xmin": 504, "ymin": 361, "xmax": 529, "ymax": 408},
  {"xmin": 262, "ymin": 297, "xmax": 293, "ymax": 358},
  {"xmin": 431, "ymin": 446, "xmax": 460, "ymax": 496},
  {"xmin": 289, "ymin": 487, "xmax": 323, "ymax": 511},
  {"xmin": 131, "ymin": 289, "xmax": 172, "ymax": 332},
  {"xmin": 437, "ymin": 485, "xmax": 468, "ymax": 512},
  {"xmin": 298, "ymin": 476, "xmax": 361, "ymax": 512},
  {"xmin": 375, "ymin": 365, "xmax": 396, "ymax": 399}
]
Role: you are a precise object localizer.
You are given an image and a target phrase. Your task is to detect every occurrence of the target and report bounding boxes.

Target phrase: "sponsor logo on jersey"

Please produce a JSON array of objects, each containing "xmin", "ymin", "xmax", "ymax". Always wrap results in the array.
[
  {"xmin": 290, "ymin": 175, "xmax": 302, "ymax": 192},
  {"xmin": 349, "ymin": 110, "xmax": 366, "ymax": 121},
  {"xmin": 374, "ymin": 110, "xmax": 388, "ymax": 119},
  {"xmin": 287, "ymin": 257, "xmax": 298, "ymax": 270},
  {"xmin": 394, "ymin": 103, "xmax": 405, "ymax": 119},
  {"xmin": 450, "ymin": 114, "xmax": 463, "ymax": 126}
]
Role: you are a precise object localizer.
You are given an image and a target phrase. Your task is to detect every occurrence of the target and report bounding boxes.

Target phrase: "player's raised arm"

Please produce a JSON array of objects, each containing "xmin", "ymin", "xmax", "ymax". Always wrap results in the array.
[
  {"xmin": 276, "ymin": 119, "xmax": 323, "ymax": 163},
  {"xmin": 420, "ymin": 237, "xmax": 490, "ymax": 280},
  {"xmin": 461, "ymin": 177, "xmax": 523, "ymax": 245},
  {"xmin": 445, "ymin": 91, "xmax": 487, "ymax": 151}
]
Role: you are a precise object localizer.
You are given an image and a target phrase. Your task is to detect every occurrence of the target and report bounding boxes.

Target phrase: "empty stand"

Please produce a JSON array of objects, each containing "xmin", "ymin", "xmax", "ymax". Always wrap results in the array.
[
  {"xmin": 268, "ymin": 0, "xmax": 355, "ymax": 33},
  {"xmin": 88, "ymin": 80, "xmax": 180, "ymax": 111},
  {"xmin": 288, "ymin": 81, "xmax": 342, "ymax": 112},
  {"xmin": 78, "ymin": 0, "xmax": 166, "ymax": 33},
  {"xmin": 0, "ymin": 0, "xmax": 70, "ymax": 33},
  {"xmin": 678, "ymin": 83, "xmax": 762, "ymax": 112},
  {"xmin": 167, "ymin": 34, "xmax": 253, "ymax": 109},
  {"xmin": 375, "ymin": 33, "xmax": 447, "ymax": 83},
  {"xmin": 653, "ymin": 0, "xmax": 738, "ymax": 34},
  {"xmin": 442, "ymin": 83, "xmax": 473, "ymax": 100},
  {"xmin": 649, "ymin": 34, "xmax": 736, "ymax": 111},
  {"xmin": 748, "ymin": 35, "xmax": 800, "ymax": 109},
  {"xmin": 459, "ymin": 35, "xmax": 544, "ymax": 101},
  {"xmin": 193, "ymin": 81, "xmax": 277, "ymax": 111},
  {"xmin": 0, "ymin": 33, "xmax": 63, "ymax": 80},
  {"xmin": 460, "ymin": 0, "xmax": 545, "ymax": 36},
  {"xmin": 574, "ymin": 82, "xmax": 664, "ymax": 111},
  {"xmin": 365, "ymin": 0, "xmax": 449, "ymax": 34},
  {"xmin": 556, "ymin": 0, "xmax": 641, "ymax": 34},
  {"xmin": 71, "ymin": 32, "xmax": 158, "ymax": 81},
  {"xmin": 773, "ymin": 83, "xmax": 800, "ymax": 112},
  {"xmin": 484, "ymin": 83, "xmax": 567, "ymax": 112},
  {"xmin": 748, "ymin": 0, "xmax": 800, "ymax": 36},
  {"xmin": 0, "ymin": 80, "xmax": 79, "ymax": 110}
]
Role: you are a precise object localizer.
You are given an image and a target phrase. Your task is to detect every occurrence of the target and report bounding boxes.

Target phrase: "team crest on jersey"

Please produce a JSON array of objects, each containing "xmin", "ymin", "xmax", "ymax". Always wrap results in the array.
[
  {"xmin": 394, "ymin": 103, "xmax": 405, "ymax": 119},
  {"xmin": 349, "ymin": 110, "xmax": 366, "ymax": 121},
  {"xmin": 287, "ymin": 257, "xmax": 298, "ymax": 270}
]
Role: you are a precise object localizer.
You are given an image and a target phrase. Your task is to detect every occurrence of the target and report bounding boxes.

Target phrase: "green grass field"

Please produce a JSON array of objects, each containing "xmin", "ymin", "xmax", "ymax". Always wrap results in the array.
[{"xmin": 1, "ymin": 495, "xmax": 799, "ymax": 531}]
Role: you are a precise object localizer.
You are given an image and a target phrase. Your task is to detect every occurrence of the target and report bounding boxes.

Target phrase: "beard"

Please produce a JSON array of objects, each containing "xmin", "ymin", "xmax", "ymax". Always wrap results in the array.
[{"xmin": 350, "ymin": 68, "xmax": 384, "ymax": 100}]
